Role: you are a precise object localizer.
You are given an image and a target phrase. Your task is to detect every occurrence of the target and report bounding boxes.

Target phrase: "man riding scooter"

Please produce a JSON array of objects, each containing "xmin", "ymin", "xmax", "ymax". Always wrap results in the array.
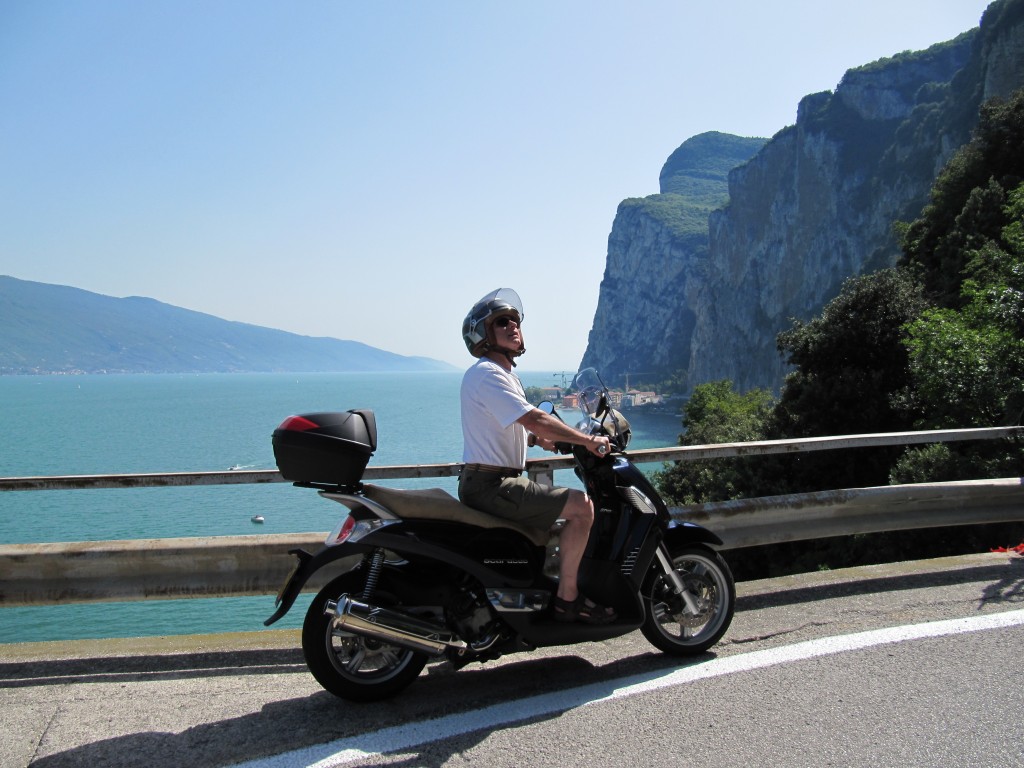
[{"xmin": 458, "ymin": 288, "xmax": 615, "ymax": 624}]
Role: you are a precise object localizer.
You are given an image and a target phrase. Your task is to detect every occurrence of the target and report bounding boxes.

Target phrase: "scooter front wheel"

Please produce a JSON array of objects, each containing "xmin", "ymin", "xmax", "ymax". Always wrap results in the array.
[
  {"xmin": 302, "ymin": 571, "xmax": 428, "ymax": 702},
  {"xmin": 640, "ymin": 545, "xmax": 735, "ymax": 655}
]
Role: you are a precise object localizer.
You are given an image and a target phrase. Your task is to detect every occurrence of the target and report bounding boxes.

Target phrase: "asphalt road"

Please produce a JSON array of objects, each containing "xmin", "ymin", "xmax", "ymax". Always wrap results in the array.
[{"xmin": 2, "ymin": 552, "xmax": 1023, "ymax": 768}]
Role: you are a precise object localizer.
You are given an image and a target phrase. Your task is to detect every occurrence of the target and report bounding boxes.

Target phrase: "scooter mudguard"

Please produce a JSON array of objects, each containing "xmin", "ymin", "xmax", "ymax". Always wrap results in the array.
[
  {"xmin": 264, "ymin": 541, "xmax": 375, "ymax": 626},
  {"xmin": 663, "ymin": 519, "xmax": 725, "ymax": 549}
]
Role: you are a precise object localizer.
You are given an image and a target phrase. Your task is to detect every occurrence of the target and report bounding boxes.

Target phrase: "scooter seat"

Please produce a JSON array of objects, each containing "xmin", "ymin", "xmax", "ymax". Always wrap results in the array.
[{"xmin": 362, "ymin": 484, "xmax": 553, "ymax": 547}]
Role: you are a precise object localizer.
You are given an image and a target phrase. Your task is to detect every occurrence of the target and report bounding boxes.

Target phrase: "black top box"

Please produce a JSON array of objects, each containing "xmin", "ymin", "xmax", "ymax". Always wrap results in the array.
[{"xmin": 272, "ymin": 409, "xmax": 377, "ymax": 487}]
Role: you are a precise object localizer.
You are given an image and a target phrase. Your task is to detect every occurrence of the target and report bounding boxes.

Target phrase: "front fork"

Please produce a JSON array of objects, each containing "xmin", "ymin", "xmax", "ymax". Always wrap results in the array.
[{"xmin": 655, "ymin": 544, "xmax": 701, "ymax": 615}]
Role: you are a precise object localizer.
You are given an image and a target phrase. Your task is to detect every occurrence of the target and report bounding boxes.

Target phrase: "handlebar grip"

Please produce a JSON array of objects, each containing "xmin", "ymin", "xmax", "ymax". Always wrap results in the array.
[{"xmin": 597, "ymin": 444, "xmax": 608, "ymax": 455}]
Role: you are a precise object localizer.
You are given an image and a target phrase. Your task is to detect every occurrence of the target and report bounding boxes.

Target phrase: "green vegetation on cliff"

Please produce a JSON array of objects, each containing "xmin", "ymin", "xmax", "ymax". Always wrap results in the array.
[
  {"xmin": 619, "ymin": 194, "xmax": 718, "ymax": 244},
  {"xmin": 658, "ymin": 131, "xmax": 768, "ymax": 195},
  {"xmin": 620, "ymin": 132, "xmax": 767, "ymax": 243}
]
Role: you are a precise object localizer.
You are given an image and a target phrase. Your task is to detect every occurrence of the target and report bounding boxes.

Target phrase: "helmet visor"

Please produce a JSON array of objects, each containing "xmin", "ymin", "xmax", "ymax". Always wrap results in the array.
[{"xmin": 474, "ymin": 288, "xmax": 524, "ymax": 323}]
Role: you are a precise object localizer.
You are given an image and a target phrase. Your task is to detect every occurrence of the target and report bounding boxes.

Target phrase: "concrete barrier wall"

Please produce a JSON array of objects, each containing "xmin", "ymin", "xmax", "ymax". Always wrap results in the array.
[{"xmin": 0, "ymin": 533, "xmax": 325, "ymax": 606}]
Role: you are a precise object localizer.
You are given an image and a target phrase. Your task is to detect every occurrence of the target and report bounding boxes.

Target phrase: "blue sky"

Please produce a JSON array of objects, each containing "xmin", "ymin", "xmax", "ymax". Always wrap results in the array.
[{"xmin": 0, "ymin": 1, "xmax": 994, "ymax": 370}]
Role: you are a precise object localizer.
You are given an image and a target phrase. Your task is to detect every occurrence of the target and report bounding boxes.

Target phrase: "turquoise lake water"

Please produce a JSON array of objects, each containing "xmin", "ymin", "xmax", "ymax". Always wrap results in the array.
[{"xmin": 0, "ymin": 371, "xmax": 682, "ymax": 642}]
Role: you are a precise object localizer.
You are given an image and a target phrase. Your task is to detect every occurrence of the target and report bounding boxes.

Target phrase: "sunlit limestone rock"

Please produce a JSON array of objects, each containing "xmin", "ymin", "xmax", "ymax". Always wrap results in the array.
[{"xmin": 585, "ymin": 1, "xmax": 1024, "ymax": 394}]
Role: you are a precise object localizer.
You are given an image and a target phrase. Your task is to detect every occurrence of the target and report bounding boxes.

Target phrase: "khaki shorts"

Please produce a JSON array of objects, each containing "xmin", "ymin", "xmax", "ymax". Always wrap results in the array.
[{"xmin": 458, "ymin": 468, "xmax": 570, "ymax": 530}]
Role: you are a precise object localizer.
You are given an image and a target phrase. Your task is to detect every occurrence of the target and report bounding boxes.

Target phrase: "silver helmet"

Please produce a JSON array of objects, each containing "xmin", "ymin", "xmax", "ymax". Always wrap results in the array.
[{"xmin": 462, "ymin": 288, "xmax": 525, "ymax": 358}]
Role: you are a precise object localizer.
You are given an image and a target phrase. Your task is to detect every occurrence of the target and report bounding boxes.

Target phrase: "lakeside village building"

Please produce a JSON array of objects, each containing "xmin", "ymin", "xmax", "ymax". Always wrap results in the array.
[{"xmin": 542, "ymin": 388, "xmax": 662, "ymax": 410}]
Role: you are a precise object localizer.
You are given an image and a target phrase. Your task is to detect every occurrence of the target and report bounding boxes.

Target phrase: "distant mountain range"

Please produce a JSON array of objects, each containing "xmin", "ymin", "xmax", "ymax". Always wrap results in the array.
[{"xmin": 0, "ymin": 276, "xmax": 456, "ymax": 374}]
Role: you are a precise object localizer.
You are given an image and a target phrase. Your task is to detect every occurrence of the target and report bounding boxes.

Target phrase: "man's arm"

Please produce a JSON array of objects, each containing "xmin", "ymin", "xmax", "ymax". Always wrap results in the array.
[{"xmin": 517, "ymin": 408, "xmax": 610, "ymax": 457}]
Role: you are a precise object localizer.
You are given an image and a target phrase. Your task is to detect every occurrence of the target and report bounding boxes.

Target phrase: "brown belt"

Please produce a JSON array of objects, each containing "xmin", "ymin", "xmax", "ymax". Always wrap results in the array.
[{"xmin": 462, "ymin": 463, "xmax": 523, "ymax": 478}]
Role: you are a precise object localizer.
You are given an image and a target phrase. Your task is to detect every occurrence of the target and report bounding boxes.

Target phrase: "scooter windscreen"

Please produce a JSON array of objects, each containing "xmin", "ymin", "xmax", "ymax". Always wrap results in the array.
[
  {"xmin": 572, "ymin": 368, "xmax": 632, "ymax": 448},
  {"xmin": 573, "ymin": 367, "xmax": 605, "ymax": 420}
]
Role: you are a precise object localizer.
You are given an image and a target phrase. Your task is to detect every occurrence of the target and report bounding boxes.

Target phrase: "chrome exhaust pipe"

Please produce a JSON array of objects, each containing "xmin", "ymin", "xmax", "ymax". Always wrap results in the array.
[{"xmin": 324, "ymin": 594, "xmax": 468, "ymax": 656}]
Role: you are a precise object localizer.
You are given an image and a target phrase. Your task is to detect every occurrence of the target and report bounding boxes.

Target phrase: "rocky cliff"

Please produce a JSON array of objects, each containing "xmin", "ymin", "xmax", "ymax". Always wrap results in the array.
[
  {"xmin": 581, "ymin": 132, "xmax": 766, "ymax": 387},
  {"xmin": 583, "ymin": 0, "xmax": 1024, "ymax": 394}
]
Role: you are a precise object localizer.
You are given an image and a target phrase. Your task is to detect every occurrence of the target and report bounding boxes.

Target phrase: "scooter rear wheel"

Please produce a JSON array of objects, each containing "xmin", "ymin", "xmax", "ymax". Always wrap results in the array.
[
  {"xmin": 640, "ymin": 544, "xmax": 735, "ymax": 655},
  {"xmin": 302, "ymin": 571, "xmax": 428, "ymax": 702}
]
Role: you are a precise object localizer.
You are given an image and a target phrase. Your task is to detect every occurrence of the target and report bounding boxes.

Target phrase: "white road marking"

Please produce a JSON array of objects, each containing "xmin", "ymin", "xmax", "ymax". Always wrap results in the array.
[{"xmin": 233, "ymin": 608, "xmax": 1024, "ymax": 768}]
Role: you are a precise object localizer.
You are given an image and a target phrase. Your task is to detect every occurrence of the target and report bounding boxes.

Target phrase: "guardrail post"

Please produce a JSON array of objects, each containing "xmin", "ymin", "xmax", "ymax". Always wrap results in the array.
[{"xmin": 528, "ymin": 467, "xmax": 555, "ymax": 486}]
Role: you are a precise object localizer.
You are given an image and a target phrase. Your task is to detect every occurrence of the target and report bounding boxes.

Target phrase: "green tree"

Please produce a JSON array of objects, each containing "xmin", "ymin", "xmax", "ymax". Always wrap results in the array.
[
  {"xmin": 523, "ymin": 386, "xmax": 547, "ymax": 405},
  {"xmin": 895, "ymin": 183, "xmax": 1024, "ymax": 481},
  {"xmin": 767, "ymin": 268, "xmax": 926, "ymax": 491},
  {"xmin": 902, "ymin": 88, "xmax": 1024, "ymax": 305},
  {"xmin": 655, "ymin": 380, "xmax": 774, "ymax": 504}
]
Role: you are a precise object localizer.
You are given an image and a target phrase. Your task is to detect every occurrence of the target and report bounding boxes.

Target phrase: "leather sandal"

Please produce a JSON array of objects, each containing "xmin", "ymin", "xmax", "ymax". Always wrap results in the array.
[{"xmin": 553, "ymin": 594, "xmax": 617, "ymax": 625}]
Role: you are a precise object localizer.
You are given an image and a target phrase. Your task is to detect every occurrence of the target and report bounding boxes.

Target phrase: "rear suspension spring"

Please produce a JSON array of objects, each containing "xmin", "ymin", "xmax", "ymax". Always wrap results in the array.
[{"xmin": 361, "ymin": 549, "xmax": 385, "ymax": 601}]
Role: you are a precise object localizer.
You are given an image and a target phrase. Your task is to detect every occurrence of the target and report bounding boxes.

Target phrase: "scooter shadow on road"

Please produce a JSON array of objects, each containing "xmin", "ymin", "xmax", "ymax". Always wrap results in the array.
[
  {"xmin": 734, "ymin": 556, "xmax": 1024, "ymax": 613},
  {"xmin": 25, "ymin": 647, "xmax": 718, "ymax": 768},
  {"xmin": 979, "ymin": 556, "xmax": 1024, "ymax": 605}
]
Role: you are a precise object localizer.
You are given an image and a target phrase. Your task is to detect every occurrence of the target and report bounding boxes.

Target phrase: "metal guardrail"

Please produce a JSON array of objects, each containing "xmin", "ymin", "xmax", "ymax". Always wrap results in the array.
[
  {"xmin": 1, "ymin": 427, "xmax": 1022, "ymax": 607},
  {"xmin": 3, "ymin": 427, "xmax": 1022, "ymax": 492}
]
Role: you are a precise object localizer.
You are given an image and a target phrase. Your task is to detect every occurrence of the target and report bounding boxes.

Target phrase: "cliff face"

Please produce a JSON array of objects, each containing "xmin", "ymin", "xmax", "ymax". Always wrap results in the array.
[
  {"xmin": 583, "ymin": 0, "xmax": 1024, "ymax": 394},
  {"xmin": 581, "ymin": 132, "xmax": 766, "ymax": 385},
  {"xmin": 583, "ymin": 197, "xmax": 706, "ymax": 380}
]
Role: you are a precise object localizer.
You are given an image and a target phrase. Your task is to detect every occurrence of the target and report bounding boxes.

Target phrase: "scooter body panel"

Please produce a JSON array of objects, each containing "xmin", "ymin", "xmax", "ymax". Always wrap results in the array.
[{"xmin": 266, "ymin": 517, "xmax": 548, "ymax": 626}]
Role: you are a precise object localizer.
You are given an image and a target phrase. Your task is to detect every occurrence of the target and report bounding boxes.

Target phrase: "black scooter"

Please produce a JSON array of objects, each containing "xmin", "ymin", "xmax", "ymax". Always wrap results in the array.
[{"xmin": 265, "ymin": 368, "xmax": 735, "ymax": 702}]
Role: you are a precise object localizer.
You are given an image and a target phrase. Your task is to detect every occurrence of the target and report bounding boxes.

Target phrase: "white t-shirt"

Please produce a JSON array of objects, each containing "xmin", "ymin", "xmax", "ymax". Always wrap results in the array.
[{"xmin": 461, "ymin": 358, "xmax": 534, "ymax": 468}]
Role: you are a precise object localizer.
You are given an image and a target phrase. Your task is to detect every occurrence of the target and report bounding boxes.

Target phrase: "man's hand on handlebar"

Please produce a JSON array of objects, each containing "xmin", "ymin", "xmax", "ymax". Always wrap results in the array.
[
  {"xmin": 520, "ymin": 409, "xmax": 612, "ymax": 458},
  {"xmin": 529, "ymin": 434, "xmax": 559, "ymax": 453}
]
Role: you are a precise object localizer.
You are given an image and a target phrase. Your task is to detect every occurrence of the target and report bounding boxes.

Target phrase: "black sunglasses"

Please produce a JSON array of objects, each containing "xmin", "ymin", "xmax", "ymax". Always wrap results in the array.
[{"xmin": 493, "ymin": 316, "xmax": 519, "ymax": 328}]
